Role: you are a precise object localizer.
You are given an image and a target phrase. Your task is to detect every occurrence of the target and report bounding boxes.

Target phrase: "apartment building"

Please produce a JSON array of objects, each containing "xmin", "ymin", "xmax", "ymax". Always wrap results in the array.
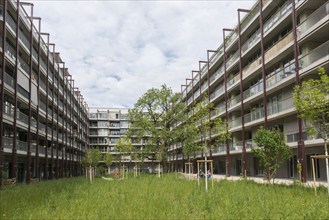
[
  {"xmin": 170, "ymin": 0, "xmax": 328, "ymax": 181},
  {"xmin": 0, "ymin": 0, "xmax": 89, "ymax": 183},
  {"xmin": 89, "ymin": 107, "xmax": 157, "ymax": 173}
]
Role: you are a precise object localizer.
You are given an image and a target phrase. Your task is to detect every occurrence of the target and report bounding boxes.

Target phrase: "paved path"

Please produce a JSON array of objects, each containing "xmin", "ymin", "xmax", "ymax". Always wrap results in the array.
[{"xmin": 182, "ymin": 172, "xmax": 328, "ymax": 188}]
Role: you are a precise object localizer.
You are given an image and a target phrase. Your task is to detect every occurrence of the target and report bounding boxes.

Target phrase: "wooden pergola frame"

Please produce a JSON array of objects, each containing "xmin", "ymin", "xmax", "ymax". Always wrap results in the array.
[
  {"xmin": 311, "ymin": 155, "xmax": 329, "ymax": 195},
  {"xmin": 197, "ymin": 159, "xmax": 214, "ymax": 189}
]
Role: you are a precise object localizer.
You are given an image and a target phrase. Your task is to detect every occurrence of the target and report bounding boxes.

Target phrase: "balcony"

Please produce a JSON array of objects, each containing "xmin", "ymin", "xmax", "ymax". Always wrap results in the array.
[
  {"xmin": 241, "ymin": 1, "xmax": 291, "ymax": 57},
  {"xmin": 209, "ymin": 85, "xmax": 224, "ymax": 102},
  {"xmin": 19, "ymin": 30, "xmax": 30, "ymax": 50},
  {"xmin": 298, "ymin": 2, "xmax": 329, "ymax": 40},
  {"xmin": 226, "ymin": 51, "xmax": 239, "ymax": 70},
  {"xmin": 6, "ymin": 14, "xmax": 16, "ymax": 33},
  {"xmin": 16, "ymin": 140, "xmax": 28, "ymax": 152},
  {"xmin": 18, "ymin": 57, "xmax": 30, "ymax": 74},
  {"xmin": 3, "ymin": 103, "xmax": 14, "ymax": 119},
  {"xmin": 264, "ymin": 32, "xmax": 294, "ymax": 61},
  {"xmin": 299, "ymin": 40, "xmax": 329, "ymax": 72},
  {"xmin": 17, "ymin": 111, "xmax": 29, "ymax": 125},
  {"xmin": 3, "ymin": 137, "xmax": 13, "ymax": 150},
  {"xmin": 228, "ymin": 95, "xmax": 241, "ymax": 109},
  {"xmin": 40, "ymin": 59, "xmax": 47, "ymax": 73},
  {"xmin": 227, "ymin": 74, "xmax": 240, "ymax": 90},
  {"xmin": 39, "ymin": 123, "xmax": 46, "ymax": 134},
  {"xmin": 263, "ymin": 1, "xmax": 292, "ymax": 35},
  {"xmin": 5, "ymin": 43, "xmax": 16, "ymax": 62},
  {"xmin": 209, "ymin": 66, "xmax": 224, "ymax": 86},
  {"xmin": 4, "ymin": 72, "xmax": 15, "ymax": 88},
  {"xmin": 244, "ymin": 96, "xmax": 294, "ymax": 126}
]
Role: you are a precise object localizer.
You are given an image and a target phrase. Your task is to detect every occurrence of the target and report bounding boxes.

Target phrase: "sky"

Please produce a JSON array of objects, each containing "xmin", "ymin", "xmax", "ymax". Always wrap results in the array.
[{"xmin": 25, "ymin": 0, "xmax": 256, "ymax": 108}]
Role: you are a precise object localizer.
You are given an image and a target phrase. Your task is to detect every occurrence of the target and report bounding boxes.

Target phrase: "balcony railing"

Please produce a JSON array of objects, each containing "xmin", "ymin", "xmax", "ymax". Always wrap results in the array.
[
  {"xmin": 6, "ymin": 14, "xmax": 16, "ymax": 32},
  {"xmin": 210, "ymin": 85, "xmax": 224, "ymax": 101},
  {"xmin": 264, "ymin": 32, "xmax": 294, "ymax": 61},
  {"xmin": 263, "ymin": 1, "xmax": 292, "ymax": 35},
  {"xmin": 17, "ymin": 110, "xmax": 29, "ymax": 125},
  {"xmin": 244, "ymin": 96, "xmax": 294, "ymax": 124},
  {"xmin": 19, "ymin": 30, "xmax": 30, "ymax": 49},
  {"xmin": 209, "ymin": 66, "xmax": 224, "ymax": 85},
  {"xmin": 299, "ymin": 40, "xmax": 329, "ymax": 71},
  {"xmin": 242, "ymin": 1, "xmax": 291, "ymax": 56},
  {"xmin": 17, "ymin": 140, "xmax": 28, "ymax": 152},
  {"xmin": 18, "ymin": 56, "xmax": 29, "ymax": 74},
  {"xmin": 39, "ymin": 123, "xmax": 46, "ymax": 133},
  {"xmin": 4, "ymin": 72, "xmax": 15, "ymax": 88},
  {"xmin": 298, "ymin": 2, "xmax": 329, "ymax": 36},
  {"xmin": 3, "ymin": 137, "xmax": 13, "ymax": 149},
  {"xmin": 3, "ymin": 103, "xmax": 13, "ymax": 118},
  {"xmin": 5, "ymin": 43, "xmax": 16, "ymax": 61},
  {"xmin": 228, "ymin": 95, "xmax": 241, "ymax": 109}
]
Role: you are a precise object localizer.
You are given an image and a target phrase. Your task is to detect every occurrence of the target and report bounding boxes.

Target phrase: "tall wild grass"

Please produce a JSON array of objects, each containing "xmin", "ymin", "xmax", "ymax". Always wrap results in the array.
[{"xmin": 0, "ymin": 173, "xmax": 328, "ymax": 219}]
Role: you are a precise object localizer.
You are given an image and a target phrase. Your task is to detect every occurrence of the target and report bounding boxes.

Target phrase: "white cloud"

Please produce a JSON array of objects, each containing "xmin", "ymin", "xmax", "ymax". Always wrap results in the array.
[{"xmin": 26, "ymin": 0, "xmax": 255, "ymax": 108}]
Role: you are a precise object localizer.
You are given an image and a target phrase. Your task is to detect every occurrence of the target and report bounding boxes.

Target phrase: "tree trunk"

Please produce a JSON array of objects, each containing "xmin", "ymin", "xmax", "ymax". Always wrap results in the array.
[
  {"xmin": 324, "ymin": 139, "xmax": 329, "ymax": 194},
  {"xmin": 89, "ymin": 165, "xmax": 92, "ymax": 183}
]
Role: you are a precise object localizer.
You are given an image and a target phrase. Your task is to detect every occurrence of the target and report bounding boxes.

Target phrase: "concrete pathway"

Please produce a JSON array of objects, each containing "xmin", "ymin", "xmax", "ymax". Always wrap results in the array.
[{"xmin": 182, "ymin": 172, "xmax": 327, "ymax": 188}]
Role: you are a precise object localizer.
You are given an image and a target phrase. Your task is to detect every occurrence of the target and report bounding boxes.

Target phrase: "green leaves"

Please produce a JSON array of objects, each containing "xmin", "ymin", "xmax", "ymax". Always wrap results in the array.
[
  {"xmin": 127, "ymin": 84, "xmax": 186, "ymax": 163},
  {"xmin": 182, "ymin": 95, "xmax": 230, "ymax": 159},
  {"xmin": 81, "ymin": 149, "xmax": 101, "ymax": 168},
  {"xmin": 252, "ymin": 127, "xmax": 292, "ymax": 182},
  {"xmin": 293, "ymin": 67, "xmax": 329, "ymax": 141}
]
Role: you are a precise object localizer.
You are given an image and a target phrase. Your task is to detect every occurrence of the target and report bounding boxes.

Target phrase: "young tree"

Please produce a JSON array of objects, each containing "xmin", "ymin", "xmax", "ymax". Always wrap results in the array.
[
  {"xmin": 81, "ymin": 148, "xmax": 101, "ymax": 183},
  {"xmin": 193, "ymin": 96, "xmax": 231, "ymax": 163},
  {"xmin": 181, "ymin": 117, "xmax": 199, "ymax": 164},
  {"xmin": 293, "ymin": 67, "xmax": 329, "ymax": 192},
  {"xmin": 127, "ymin": 84, "xmax": 185, "ymax": 173},
  {"xmin": 191, "ymin": 96, "xmax": 230, "ymax": 191},
  {"xmin": 115, "ymin": 138, "xmax": 132, "ymax": 173},
  {"xmin": 252, "ymin": 127, "xmax": 292, "ymax": 182},
  {"xmin": 103, "ymin": 153, "xmax": 114, "ymax": 174}
]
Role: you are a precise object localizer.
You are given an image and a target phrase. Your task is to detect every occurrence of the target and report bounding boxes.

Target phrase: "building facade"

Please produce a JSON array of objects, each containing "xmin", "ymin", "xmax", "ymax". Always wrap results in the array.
[
  {"xmin": 170, "ymin": 0, "xmax": 329, "ymax": 181},
  {"xmin": 0, "ymin": 0, "xmax": 89, "ymax": 183},
  {"xmin": 89, "ymin": 107, "xmax": 158, "ymax": 173}
]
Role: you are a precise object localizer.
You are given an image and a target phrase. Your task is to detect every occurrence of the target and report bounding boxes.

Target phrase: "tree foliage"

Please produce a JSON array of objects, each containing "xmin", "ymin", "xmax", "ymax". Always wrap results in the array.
[
  {"xmin": 293, "ymin": 67, "xmax": 329, "ymax": 143},
  {"xmin": 293, "ymin": 67, "xmax": 329, "ymax": 193},
  {"xmin": 127, "ymin": 84, "xmax": 185, "ymax": 168},
  {"xmin": 81, "ymin": 148, "xmax": 101, "ymax": 182},
  {"xmin": 103, "ymin": 153, "xmax": 114, "ymax": 168},
  {"xmin": 187, "ymin": 95, "xmax": 231, "ymax": 157},
  {"xmin": 115, "ymin": 138, "xmax": 133, "ymax": 167},
  {"xmin": 252, "ymin": 127, "xmax": 292, "ymax": 182}
]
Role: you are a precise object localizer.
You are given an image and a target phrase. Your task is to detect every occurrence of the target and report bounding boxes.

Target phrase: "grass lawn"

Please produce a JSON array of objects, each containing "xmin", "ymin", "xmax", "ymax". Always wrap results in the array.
[{"xmin": 0, "ymin": 173, "xmax": 328, "ymax": 219}]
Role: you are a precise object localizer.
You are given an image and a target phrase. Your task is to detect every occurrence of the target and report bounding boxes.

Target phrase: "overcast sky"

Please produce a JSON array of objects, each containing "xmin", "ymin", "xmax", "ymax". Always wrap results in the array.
[{"xmin": 25, "ymin": 0, "xmax": 255, "ymax": 108}]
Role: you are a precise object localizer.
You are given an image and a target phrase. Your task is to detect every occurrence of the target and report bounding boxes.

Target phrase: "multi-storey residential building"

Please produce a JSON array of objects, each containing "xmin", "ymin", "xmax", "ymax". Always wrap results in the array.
[
  {"xmin": 89, "ymin": 107, "xmax": 157, "ymax": 173},
  {"xmin": 0, "ymin": 0, "xmax": 89, "ymax": 183},
  {"xmin": 170, "ymin": 0, "xmax": 328, "ymax": 181}
]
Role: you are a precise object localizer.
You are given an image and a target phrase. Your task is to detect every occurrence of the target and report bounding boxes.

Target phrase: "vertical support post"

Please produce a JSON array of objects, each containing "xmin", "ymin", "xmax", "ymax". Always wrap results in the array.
[
  {"xmin": 311, "ymin": 157, "xmax": 317, "ymax": 195},
  {"xmin": 259, "ymin": 0, "xmax": 268, "ymax": 128},
  {"xmin": 21, "ymin": 2, "xmax": 34, "ymax": 184},
  {"xmin": 42, "ymin": 33, "xmax": 50, "ymax": 180},
  {"xmin": 223, "ymin": 28, "xmax": 233, "ymax": 177},
  {"xmin": 0, "ymin": 0, "xmax": 7, "ymax": 180},
  {"xmin": 205, "ymin": 158, "xmax": 208, "ymax": 192},
  {"xmin": 33, "ymin": 17, "xmax": 41, "ymax": 180},
  {"xmin": 12, "ymin": 0, "xmax": 20, "ymax": 179},
  {"xmin": 197, "ymin": 162, "xmax": 200, "ymax": 187},
  {"xmin": 238, "ymin": 8, "xmax": 250, "ymax": 178},
  {"xmin": 211, "ymin": 161, "xmax": 213, "ymax": 188},
  {"xmin": 291, "ymin": 0, "xmax": 306, "ymax": 183}
]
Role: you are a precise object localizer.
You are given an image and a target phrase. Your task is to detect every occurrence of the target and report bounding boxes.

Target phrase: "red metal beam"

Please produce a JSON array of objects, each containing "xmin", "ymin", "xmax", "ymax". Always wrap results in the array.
[{"xmin": 238, "ymin": 8, "xmax": 250, "ymax": 178}]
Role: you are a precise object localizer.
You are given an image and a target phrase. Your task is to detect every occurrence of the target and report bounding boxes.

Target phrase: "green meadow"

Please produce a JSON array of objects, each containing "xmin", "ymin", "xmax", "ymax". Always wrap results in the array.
[{"xmin": 1, "ymin": 174, "xmax": 328, "ymax": 219}]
